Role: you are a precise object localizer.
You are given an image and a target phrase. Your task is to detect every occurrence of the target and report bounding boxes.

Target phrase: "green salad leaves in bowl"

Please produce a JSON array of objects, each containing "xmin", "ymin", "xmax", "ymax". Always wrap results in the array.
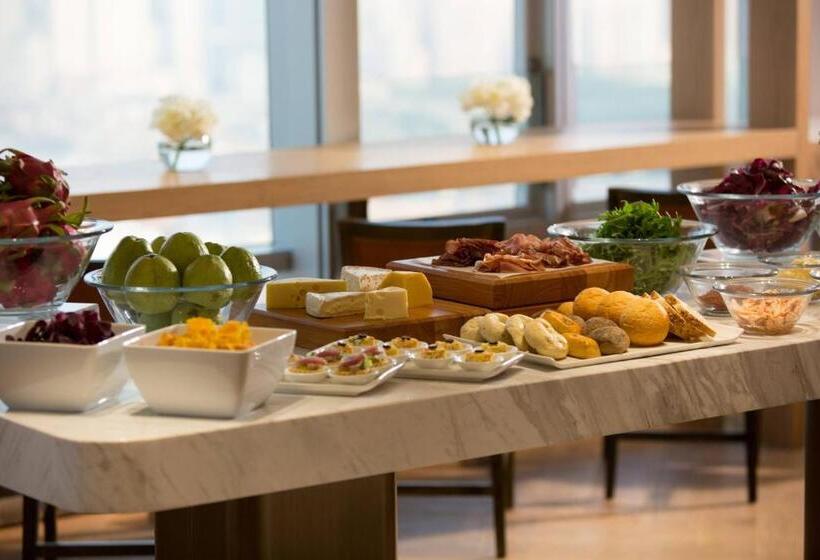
[{"xmin": 547, "ymin": 201, "xmax": 716, "ymax": 294}]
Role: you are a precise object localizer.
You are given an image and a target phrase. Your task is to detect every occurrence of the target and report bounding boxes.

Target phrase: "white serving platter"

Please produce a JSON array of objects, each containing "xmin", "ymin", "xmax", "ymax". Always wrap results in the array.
[
  {"xmin": 275, "ymin": 358, "xmax": 405, "ymax": 396},
  {"xmin": 445, "ymin": 323, "xmax": 743, "ymax": 370},
  {"xmin": 397, "ymin": 352, "xmax": 525, "ymax": 382}
]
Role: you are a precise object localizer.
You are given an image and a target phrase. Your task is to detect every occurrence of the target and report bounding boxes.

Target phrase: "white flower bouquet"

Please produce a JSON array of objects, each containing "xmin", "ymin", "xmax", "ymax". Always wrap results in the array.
[
  {"xmin": 460, "ymin": 76, "xmax": 533, "ymax": 145},
  {"xmin": 151, "ymin": 96, "xmax": 218, "ymax": 172}
]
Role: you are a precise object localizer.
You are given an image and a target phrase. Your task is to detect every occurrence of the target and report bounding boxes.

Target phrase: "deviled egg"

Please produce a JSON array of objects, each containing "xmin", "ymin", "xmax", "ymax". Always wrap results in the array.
[
  {"xmin": 285, "ymin": 356, "xmax": 330, "ymax": 383},
  {"xmin": 413, "ymin": 344, "xmax": 451, "ymax": 369}
]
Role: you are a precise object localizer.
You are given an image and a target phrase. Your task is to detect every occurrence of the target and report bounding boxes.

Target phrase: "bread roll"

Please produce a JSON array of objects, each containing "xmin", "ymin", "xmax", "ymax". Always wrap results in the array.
[
  {"xmin": 582, "ymin": 316, "xmax": 617, "ymax": 336},
  {"xmin": 539, "ymin": 309, "xmax": 582, "ymax": 335},
  {"xmin": 460, "ymin": 317, "xmax": 483, "ymax": 341},
  {"xmin": 564, "ymin": 333, "xmax": 601, "ymax": 359},
  {"xmin": 524, "ymin": 318, "xmax": 568, "ymax": 359},
  {"xmin": 587, "ymin": 326, "xmax": 629, "ymax": 354},
  {"xmin": 479, "ymin": 313, "xmax": 509, "ymax": 343},
  {"xmin": 506, "ymin": 314, "xmax": 533, "ymax": 351}
]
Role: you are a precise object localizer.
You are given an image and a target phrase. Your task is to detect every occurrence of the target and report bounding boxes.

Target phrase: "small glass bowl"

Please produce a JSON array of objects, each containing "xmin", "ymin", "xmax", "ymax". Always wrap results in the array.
[
  {"xmin": 760, "ymin": 252, "xmax": 820, "ymax": 300},
  {"xmin": 714, "ymin": 277, "xmax": 817, "ymax": 335},
  {"xmin": 84, "ymin": 265, "xmax": 278, "ymax": 331},
  {"xmin": 679, "ymin": 262, "xmax": 778, "ymax": 315}
]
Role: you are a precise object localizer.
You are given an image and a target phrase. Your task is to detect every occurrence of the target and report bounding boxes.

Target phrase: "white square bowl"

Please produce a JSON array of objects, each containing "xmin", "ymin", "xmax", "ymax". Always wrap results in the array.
[
  {"xmin": 0, "ymin": 321, "xmax": 145, "ymax": 412},
  {"xmin": 123, "ymin": 325, "xmax": 296, "ymax": 419}
]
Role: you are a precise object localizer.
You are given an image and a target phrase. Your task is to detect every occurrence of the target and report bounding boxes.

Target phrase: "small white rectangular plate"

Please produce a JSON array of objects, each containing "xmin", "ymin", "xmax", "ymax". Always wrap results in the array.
[
  {"xmin": 397, "ymin": 352, "xmax": 525, "ymax": 382},
  {"xmin": 445, "ymin": 323, "xmax": 743, "ymax": 370},
  {"xmin": 275, "ymin": 359, "xmax": 404, "ymax": 396}
]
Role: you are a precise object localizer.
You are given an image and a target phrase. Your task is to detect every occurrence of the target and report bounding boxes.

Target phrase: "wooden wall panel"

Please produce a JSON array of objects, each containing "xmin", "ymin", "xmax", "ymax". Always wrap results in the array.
[{"xmin": 670, "ymin": 0, "xmax": 726, "ymax": 186}]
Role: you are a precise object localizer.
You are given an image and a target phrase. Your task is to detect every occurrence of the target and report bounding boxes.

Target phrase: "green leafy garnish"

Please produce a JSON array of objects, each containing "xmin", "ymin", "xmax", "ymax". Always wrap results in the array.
[
  {"xmin": 596, "ymin": 200, "xmax": 682, "ymax": 239},
  {"xmin": 584, "ymin": 201, "xmax": 694, "ymax": 294}
]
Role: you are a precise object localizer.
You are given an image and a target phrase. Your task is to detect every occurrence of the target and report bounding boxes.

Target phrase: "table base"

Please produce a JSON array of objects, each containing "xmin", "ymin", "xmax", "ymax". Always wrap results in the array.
[
  {"xmin": 806, "ymin": 400, "xmax": 819, "ymax": 560},
  {"xmin": 155, "ymin": 473, "xmax": 396, "ymax": 560}
]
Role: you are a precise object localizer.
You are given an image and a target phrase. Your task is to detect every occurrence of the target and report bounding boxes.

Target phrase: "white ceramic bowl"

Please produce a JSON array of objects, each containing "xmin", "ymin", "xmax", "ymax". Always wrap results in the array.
[
  {"xmin": 284, "ymin": 367, "xmax": 329, "ymax": 383},
  {"xmin": 123, "ymin": 325, "xmax": 296, "ymax": 418},
  {"xmin": 0, "ymin": 321, "xmax": 144, "ymax": 412},
  {"xmin": 413, "ymin": 355, "xmax": 452, "ymax": 369},
  {"xmin": 457, "ymin": 354, "xmax": 502, "ymax": 372},
  {"xmin": 388, "ymin": 338, "xmax": 427, "ymax": 355}
]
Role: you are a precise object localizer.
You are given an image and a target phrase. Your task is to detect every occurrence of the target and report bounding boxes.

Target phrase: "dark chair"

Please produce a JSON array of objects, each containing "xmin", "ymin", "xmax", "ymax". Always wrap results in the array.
[
  {"xmin": 338, "ymin": 216, "xmax": 507, "ymax": 270},
  {"xmin": 603, "ymin": 188, "xmax": 760, "ymax": 503},
  {"xmin": 338, "ymin": 215, "xmax": 513, "ymax": 558},
  {"xmin": 22, "ymin": 498, "xmax": 154, "ymax": 559}
]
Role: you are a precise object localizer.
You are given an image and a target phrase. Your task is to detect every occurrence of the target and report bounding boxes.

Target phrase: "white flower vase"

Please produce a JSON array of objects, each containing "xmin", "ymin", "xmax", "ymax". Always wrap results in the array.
[
  {"xmin": 470, "ymin": 117, "xmax": 520, "ymax": 146},
  {"xmin": 158, "ymin": 135, "xmax": 212, "ymax": 172}
]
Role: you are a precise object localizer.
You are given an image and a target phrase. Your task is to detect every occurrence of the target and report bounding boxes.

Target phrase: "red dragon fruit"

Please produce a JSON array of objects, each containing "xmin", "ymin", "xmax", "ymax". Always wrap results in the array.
[
  {"xmin": 0, "ymin": 149, "xmax": 92, "ymax": 310},
  {"xmin": 0, "ymin": 148, "xmax": 70, "ymax": 202}
]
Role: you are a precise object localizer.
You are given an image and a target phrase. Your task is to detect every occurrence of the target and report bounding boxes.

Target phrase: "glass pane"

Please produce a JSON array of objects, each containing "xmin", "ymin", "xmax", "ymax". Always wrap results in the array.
[
  {"xmin": 570, "ymin": 0, "xmax": 671, "ymax": 124},
  {"xmin": 0, "ymin": 0, "xmax": 271, "ymax": 256},
  {"xmin": 725, "ymin": 0, "xmax": 749, "ymax": 127},
  {"xmin": 568, "ymin": 0, "xmax": 671, "ymax": 206},
  {"xmin": 358, "ymin": 0, "xmax": 521, "ymax": 221},
  {"xmin": 570, "ymin": 170, "xmax": 671, "ymax": 206}
]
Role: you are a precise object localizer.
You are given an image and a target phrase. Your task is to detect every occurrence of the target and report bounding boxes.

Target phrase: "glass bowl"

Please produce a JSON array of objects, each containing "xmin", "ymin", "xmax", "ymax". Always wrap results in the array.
[
  {"xmin": 714, "ymin": 277, "xmax": 817, "ymax": 335},
  {"xmin": 759, "ymin": 253, "xmax": 820, "ymax": 301},
  {"xmin": 0, "ymin": 219, "xmax": 113, "ymax": 318},
  {"xmin": 547, "ymin": 219, "xmax": 716, "ymax": 295},
  {"xmin": 679, "ymin": 262, "xmax": 778, "ymax": 316},
  {"xmin": 84, "ymin": 265, "xmax": 278, "ymax": 331},
  {"xmin": 677, "ymin": 179, "xmax": 820, "ymax": 257}
]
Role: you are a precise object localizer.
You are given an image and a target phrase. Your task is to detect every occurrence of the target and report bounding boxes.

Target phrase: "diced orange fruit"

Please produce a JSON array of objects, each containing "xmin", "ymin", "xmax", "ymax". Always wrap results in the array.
[{"xmin": 157, "ymin": 318, "xmax": 253, "ymax": 350}]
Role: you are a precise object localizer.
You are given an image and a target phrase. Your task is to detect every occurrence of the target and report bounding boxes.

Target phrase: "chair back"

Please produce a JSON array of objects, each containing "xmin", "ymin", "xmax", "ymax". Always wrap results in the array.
[
  {"xmin": 607, "ymin": 188, "xmax": 697, "ymax": 220},
  {"xmin": 68, "ymin": 261, "xmax": 113, "ymax": 321},
  {"xmin": 338, "ymin": 216, "xmax": 506, "ymax": 267}
]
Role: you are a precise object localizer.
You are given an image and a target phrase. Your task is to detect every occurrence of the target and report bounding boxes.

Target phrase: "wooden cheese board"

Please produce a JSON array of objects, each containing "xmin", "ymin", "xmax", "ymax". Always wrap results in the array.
[
  {"xmin": 251, "ymin": 299, "xmax": 489, "ymax": 348},
  {"xmin": 386, "ymin": 257, "xmax": 634, "ymax": 309}
]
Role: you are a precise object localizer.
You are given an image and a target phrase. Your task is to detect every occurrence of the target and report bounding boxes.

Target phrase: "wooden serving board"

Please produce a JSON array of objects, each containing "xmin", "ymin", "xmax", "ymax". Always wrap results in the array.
[
  {"xmin": 386, "ymin": 257, "xmax": 634, "ymax": 309},
  {"xmin": 251, "ymin": 299, "xmax": 489, "ymax": 349}
]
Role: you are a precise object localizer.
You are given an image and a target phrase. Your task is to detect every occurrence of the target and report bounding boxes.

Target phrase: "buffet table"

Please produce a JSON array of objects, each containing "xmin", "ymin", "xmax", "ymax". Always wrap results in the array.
[{"xmin": 1, "ymin": 311, "xmax": 819, "ymax": 559}]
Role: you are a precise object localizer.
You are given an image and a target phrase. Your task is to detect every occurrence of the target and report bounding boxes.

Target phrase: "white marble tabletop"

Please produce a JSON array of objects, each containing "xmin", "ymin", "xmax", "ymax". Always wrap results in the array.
[{"xmin": 0, "ymin": 310, "xmax": 818, "ymax": 513}]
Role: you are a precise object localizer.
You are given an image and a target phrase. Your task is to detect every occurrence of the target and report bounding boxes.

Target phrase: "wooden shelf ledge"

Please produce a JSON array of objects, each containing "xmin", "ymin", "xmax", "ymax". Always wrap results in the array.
[{"xmin": 68, "ymin": 125, "xmax": 799, "ymax": 221}]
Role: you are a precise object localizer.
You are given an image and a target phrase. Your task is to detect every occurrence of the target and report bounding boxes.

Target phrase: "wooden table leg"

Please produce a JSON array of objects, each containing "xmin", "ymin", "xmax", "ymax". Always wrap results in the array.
[
  {"xmin": 806, "ymin": 401, "xmax": 820, "ymax": 560},
  {"xmin": 155, "ymin": 473, "xmax": 396, "ymax": 560}
]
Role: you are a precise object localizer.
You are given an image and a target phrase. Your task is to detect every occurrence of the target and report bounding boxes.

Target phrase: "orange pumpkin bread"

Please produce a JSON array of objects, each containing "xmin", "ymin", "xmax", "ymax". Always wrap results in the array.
[
  {"xmin": 596, "ymin": 290, "xmax": 637, "ymax": 324},
  {"xmin": 619, "ymin": 298, "xmax": 669, "ymax": 346},
  {"xmin": 573, "ymin": 287, "xmax": 610, "ymax": 319}
]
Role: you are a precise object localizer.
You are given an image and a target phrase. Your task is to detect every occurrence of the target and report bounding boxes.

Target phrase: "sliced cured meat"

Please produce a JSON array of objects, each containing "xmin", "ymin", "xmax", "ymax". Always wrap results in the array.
[
  {"xmin": 431, "ymin": 237, "xmax": 500, "ymax": 266},
  {"xmin": 496, "ymin": 233, "xmax": 543, "ymax": 255},
  {"xmin": 536, "ymin": 237, "xmax": 592, "ymax": 266},
  {"xmin": 433, "ymin": 233, "xmax": 591, "ymax": 271},
  {"xmin": 475, "ymin": 253, "xmax": 545, "ymax": 273}
]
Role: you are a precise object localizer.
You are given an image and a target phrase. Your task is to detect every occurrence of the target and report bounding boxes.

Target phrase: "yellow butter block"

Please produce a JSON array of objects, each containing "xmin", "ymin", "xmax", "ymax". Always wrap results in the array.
[
  {"xmin": 378, "ymin": 271, "xmax": 433, "ymax": 308},
  {"xmin": 266, "ymin": 278, "xmax": 347, "ymax": 309}
]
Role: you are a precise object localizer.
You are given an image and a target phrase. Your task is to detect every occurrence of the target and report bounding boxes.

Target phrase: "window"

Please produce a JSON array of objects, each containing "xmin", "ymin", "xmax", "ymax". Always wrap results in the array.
[
  {"xmin": 725, "ymin": 0, "xmax": 749, "ymax": 128},
  {"xmin": 566, "ymin": 0, "xmax": 671, "ymax": 206},
  {"xmin": 358, "ymin": 0, "xmax": 523, "ymax": 221},
  {"xmin": 0, "ymin": 0, "xmax": 272, "ymax": 256}
]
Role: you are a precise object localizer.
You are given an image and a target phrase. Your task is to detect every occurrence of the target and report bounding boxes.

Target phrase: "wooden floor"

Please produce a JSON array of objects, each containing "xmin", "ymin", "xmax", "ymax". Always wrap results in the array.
[{"xmin": 0, "ymin": 438, "xmax": 803, "ymax": 559}]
